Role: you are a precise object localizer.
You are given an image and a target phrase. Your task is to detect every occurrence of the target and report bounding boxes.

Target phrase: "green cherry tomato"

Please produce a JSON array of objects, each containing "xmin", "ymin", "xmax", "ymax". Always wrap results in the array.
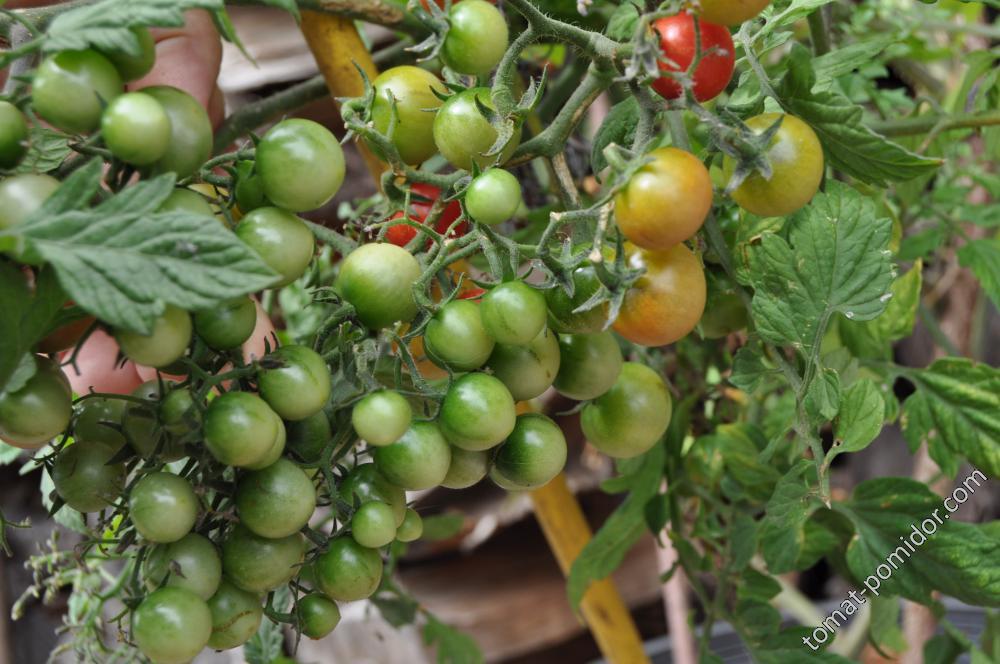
[
  {"xmin": 129, "ymin": 472, "xmax": 199, "ymax": 543},
  {"xmin": 0, "ymin": 174, "xmax": 59, "ymax": 230},
  {"xmin": 244, "ymin": 409, "xmax": 287, "ymax": 471},
  {"xmin": 352, "ymin": 390, "xmax": 412, "ymax": 447},
  {"xmin": 193, "ymin": 296, "xmax": 257, "ymax": 350},
  {"xmin": 0, "ymin": 101, "xmax": 28, "ymax": 168},
  {"xmin": 480, "ymin": 281, "xmax": 547, "ymax": 345},
  {"xmin": 101, "ymin": 92, "xmax": 170, "ymax": 165},
  {"xmin": 258, "ymin": 345, "xmax": 331, "ymax": 421},
  {"xmin": 99, "ymin": 27, "xmax": 156, "ymax": 81},
  {"xmin": 0, "ymin": 361, "xmax": 72, "ymax": 449},
  {"xmin": 339, "ymin": 464, "xmax": 406, "ymax": 526},
  {"xmin": 235, "ymin": 207, "xmax": 316, "ymax": 288},
  {"xmin": 544, "ymin": 264, "xmax": 610, "ymax": 334},
  {"xmin": 221, "ymin": 524, "xmax": 305, "ymax": 593},
  {"xmin": 351, "ymin": 501, "xmax": 398, "ymax": 548},
  {"xmin": 132, "ymin": 588, "xmax": 212, "ymax": 664},
  {"xmin": 236, "ymin": 458, "xmax": 316, "ymax": 539},
  {"xmin": 553, "ymin": 332, "xmax": 623, "ymax": 401},
  {"xmin": 580, "ymin": 362, "xmax": 672, "ymax": 459},
  {"xmin": 286, "ymin": 410, "xmax": 332, "ymax": 463},
  {"xmin": 123, "ymin": 381, "xmax": 185, "ymax": 461},
  {"xmin": 73, "ymin": 397, "xmax": 127, "ymax": 449},
  {"xmin": 722, "ymin": 113, "xmax": 824, "ymax": 217},
  {"xmin": 441, "ymin": 0, "xmax": 509, "ymax": 76},
  {"xmin": 371, "ymin": 66, "xmax": 447, "ymax": 165},
  {"xmin": 143, "ymin": 86, "xmax": 212, "ymax": 179},
  {"xmin": 433, "ymin": 87, "xmax": 521, "ymax": 171},
  {"xmin": 160, "ymin": 388, "xmax": 198, "ymax": 436},
  {"xmin": 464, "ymin": 168, "xmax": 522, "ymax": 226},
  {"xmin": 115, "ymin": 304, "xmax": 192, "ymax": 368},
  {"xmin": 613, "ymin": 146, "xmax": 713, "ymax": 251},
  {"xmin": 489, "ymin": 465, "xmax": 526, "ymax": 491},
  {"xmin": 206, "ymin": 579, "xmax": 264, "ymax": 650},
  {"xmin": 337, "ymin": 243, "xmax": 421, "ymax": 329},
  {"xmin": 158, "ymin": 187, "xmax": 215, "ymax": 217},
  {"xmin": 256, "ymin": 118, "xmax": 345, "ymax": 212},
  {"xmin": 298, "ymin": 594, "xmax": 341, "ymax": 639},
  {"xmin": 395, "ymin": 508, "xmax": 423, "ymax": 542},
  {"xmin": 424, "ymin": 300, "xmax": 495, "ymax": 372},
  {"xmin": 438, "ymin": 373, "xmax": 516, "ymax": 451},
  {"xmin": 441, "ymin": 446, "xmax": 489, "ymax": 489},
  {"xmin": 486, "ymin": 326, "xmax": 560, "ymax": 402},
  {"xmin": 315, "ymin": 536, "xmax": 383, "ymax": 601},
  {"xmin": 699, "ymin": 291, "xmax": 748, "ymax": 338},
  {"xmin": 493, "ymin": 413, "xmax": 567, "ymax": 490},
  {"xmin": 373, "ymin": 420, "xmax": 451, "ymax": 490},
  {"xmin": 144, "ymin": 533, "xmax": 222, "ymax": 601},
  {"xmin": 52, "ymin": 440, "xmax": 125, "ymax": 512},
  {"xmin": 203, "ymin": 391, "xmax": 282, "ymax": 468},
  {"xmin": 32, "ymin": 49, "xmax": 122, "ymax": 133}
]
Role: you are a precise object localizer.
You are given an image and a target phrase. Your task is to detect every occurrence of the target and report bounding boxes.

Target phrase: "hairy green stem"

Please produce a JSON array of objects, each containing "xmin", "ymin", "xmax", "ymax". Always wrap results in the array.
[
  {"xmin": 806, "ymin": 8, "xmax": 831, "ymax": 56},
  {"xmin": 868, "ymin": 109, "xmax": 1000, "ymax": 137}
]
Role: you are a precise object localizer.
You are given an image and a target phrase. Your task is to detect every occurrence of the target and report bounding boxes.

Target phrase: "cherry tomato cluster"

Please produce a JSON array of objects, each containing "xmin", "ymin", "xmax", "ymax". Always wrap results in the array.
[{"xmin": 0, "ymin": 0, "xmax": 833, "ymax": 660}]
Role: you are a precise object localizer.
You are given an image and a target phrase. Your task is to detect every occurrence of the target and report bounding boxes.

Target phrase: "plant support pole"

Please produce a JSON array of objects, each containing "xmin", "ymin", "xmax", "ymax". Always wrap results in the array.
[
  {"xmin": 531, "ymin": 473, "xmax": 650, "ymax": 664},
  {"xmin": 299, "ymin": 10, "xmax": 387, "ymax": 183}
]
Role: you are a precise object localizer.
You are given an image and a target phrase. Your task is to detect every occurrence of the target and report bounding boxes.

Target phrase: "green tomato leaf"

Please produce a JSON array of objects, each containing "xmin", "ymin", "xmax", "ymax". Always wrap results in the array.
[
  {"xmin": 0, "ymin": 264, "xmax": 66, "ymax": 394},
  {"xmin": 759, "ymin": 459, "xmax": 823, "ymax": 574},
  {"xmin": 44, "ymin": 0, "xmax": 223, "ymax": 54},
  {"xmin": 748, "ymin": 181, "xmax": 894, "ymax": 359},
  {"xmin": 901, "ymin": 358, "xmax": 1000, "ymax": 478},
  {"xmin": 0, "ymin": 441, "xmax": 23, "ymax": 466},
  {"xmin": 760, "ymin": 0, "xmax": 836, "ymax": 33},
  {"xmin": 840, "ymin": 261, "xmax": 922, "ymax": 359},
  {"xmin": 870, "ymin": 596, "xmax": 907, "ymax": 654},
  {"xmin": 590, "ymin": 97, "xmax": 638, "ymax": 177},
  {"xmin": 811, "ymin": 36, "xmax": 896, "ymax": 86},
  {"xmin": 957, "ymin": 238, "xmax": 1000, "ymax": 311},
  {"xmin": 567, "ymin": 440, "xmax": 664, "ymax": 610},
  {"xmin": 831, "ymin": 379, "xmax": 885, "ymax": 457},
  {"xmin": 804, "ymin": 367, "xmax": 841, "ymax": 423},
  {"xmin": 12, "ymin": 173, "xmax": 278, "ymax": 334},
  {"xmin": 422, "ymin": 614, "xmax": 484, "ymax": 664},
  {"xmin": 777, "ymin": 45, "xmax": 941, "ymax": 186},
  {"xmin": 839, "ymin": 477, "xmax": 1000, "ymax": 606},
  {"xmin": 12, "ymin": 127, "xmax": 71, "ymax": 175},
  {"xmin": 923, "ymin": 632, "xmax": 969, "ymax": 664},
  {"xmin": 729, "ymin": 340, "xmax": 779, "ymax": 393}
]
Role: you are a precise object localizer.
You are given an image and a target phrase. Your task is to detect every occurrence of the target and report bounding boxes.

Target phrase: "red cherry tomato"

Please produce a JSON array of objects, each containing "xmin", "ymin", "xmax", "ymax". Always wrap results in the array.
[
  {"xmin": 651, "ymin": 14, "xmax": 735, "ymax": 102},
  {"xmin": 385, "ymin": 183, "xmax": 465, "ymax": 247}
]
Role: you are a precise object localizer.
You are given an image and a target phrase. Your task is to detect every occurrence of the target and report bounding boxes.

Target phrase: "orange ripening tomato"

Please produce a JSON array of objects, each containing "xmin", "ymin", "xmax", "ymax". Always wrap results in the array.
[
  {"xmin": 613, "ymin": 243, "xmax": 706, "ymax": 347},
  {"xmin": 613, "ymin": 147, "xmax": 713, "ymax": 251}
]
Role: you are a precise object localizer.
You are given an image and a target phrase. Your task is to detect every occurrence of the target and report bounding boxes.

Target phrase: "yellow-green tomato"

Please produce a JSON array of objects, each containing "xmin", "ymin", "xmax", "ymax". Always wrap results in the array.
[
  {"xmin": 441, "ymin": 0, "xmax": 509, "ymax": 76},
  {"xmin": 580, "ymin": 362, "xmax": 672, "ymax": 459},
  {"xmin": 143, "ymin": 533, "xmax": 222, "ymax": 600},
  {"xmin": 0, "ymin": 174, "xmax": 59, "ymax": 230},
  {"xmin": 395, "ymin": 507, "xmax": 423, "ymax": 542},
  {"xmin": 52, "ymin": 440, "xmax": 125, "ymax": 512},
  {"xmin": 424, "ymin": 299, "xmax": 495, "ymax": 372},
  {"xmin": 32, "ymin": 49, "xmax": 122, "ymax": 133},
  {"xmin": 485, "ymin": 326, "xmax": 560, "ymax": 401},
  {"xmin": 464, "ymin": 168, "xmax": 522, "ymax": 226},
  {"xmin": 480, "ymin": 281, "xmax": 547, "ymax": 345},
  {"xmin": 315, "ymin": 535, "xmax": 383, "ymax": 601},
  {"xmin": 256, "ymin": 118, "xmax": 345, "ymax": 212},
  {"xmin": 206, "ymin": 579, "xmax": 263, "ymax": 650},
  {"xmin": 432, "ymin": 87, "xmax": 521, "ymax": 170},
  {"xmin": 723, "ymin": 113, "xmax": 824, "ymax": 217},
  {"xmin": 337, "ymin": 243, "xmax": 421, "ymax": 329},
  {"xmin": 143, "ymin": 86, "xmax": 212, "ymax": 179},
  {"xmin": 438, "ymin": 373, "xmax": 516, "ymax": 451},
  {"xmin": 352, "ymin": 390, "xmax": 412, "ymax": 447},
  {"xmin": 492, "ymin": 413, "xmax": 567, "ymax": 489},
  {"xmin": 99, "ymin": 27, "xmax": 156, "ymax": 81},
  {"xmin": 221, "ymin": 525, "xmax": 305, "ymax": 593},
  {"xmin": 372, "ymin": 420, "xmax": 452, "ymax": 490},
  {"xmin": 116, "ymin": 304, "xmax": 192, "ymax": 368},
  {"xmin": 552, "ymin": 332, "xmax": 623, "ymax": 401},
  {"xmin": 0, "ymin": 359, "xmax": 72, "ymax": 449},
  {"xmin": 0, "ymin": 101, "xmax": 28, "ymax": 168},
  {"xmin": 129, "ymin": 472, "xmax": 199, "ymax": 543},
  {"xmin": 236, "ymin": 458, "xmax": 316, "ymax": 539},
  {"xmin": 371, "ymin": 66, "xmax": 447, "ymax": 165},
  {"xmin": 298, "ymin": 594, "xmax": 341, "ymax": 639},
  {"xmin": 351, "ymin": 501, "xmax": 398, "ymax": 548},
  {"xmin": 100, "ymin": 92, "xmax": 170, "ymax": 165},
  {"xmin": 258, "ymin": 345, "xmax": 331, "ymax": 421},
  {"xmin": 441, "ymin": 447, "xmax": 490, "ymax": 489},
  {"xmin": 235, "ymin": 207, "xmax": 315, "ymax": 288},
  {"xmin": 132, "ymin": 587, "xmax": 211, "ymax": 664}
]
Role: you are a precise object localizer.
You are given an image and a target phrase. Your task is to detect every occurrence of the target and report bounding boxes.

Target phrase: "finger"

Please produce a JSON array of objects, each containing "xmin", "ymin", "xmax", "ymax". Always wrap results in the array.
[{"xmin": 62, "ymin": 329, "xmax": 143, "ymax": 395}]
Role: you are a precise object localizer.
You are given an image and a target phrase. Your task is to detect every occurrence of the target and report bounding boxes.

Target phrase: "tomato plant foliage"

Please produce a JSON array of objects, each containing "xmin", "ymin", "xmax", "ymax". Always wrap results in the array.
[{"xmin": 0, "ymin": 0, "xmax": 997, "ymax": 662}]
